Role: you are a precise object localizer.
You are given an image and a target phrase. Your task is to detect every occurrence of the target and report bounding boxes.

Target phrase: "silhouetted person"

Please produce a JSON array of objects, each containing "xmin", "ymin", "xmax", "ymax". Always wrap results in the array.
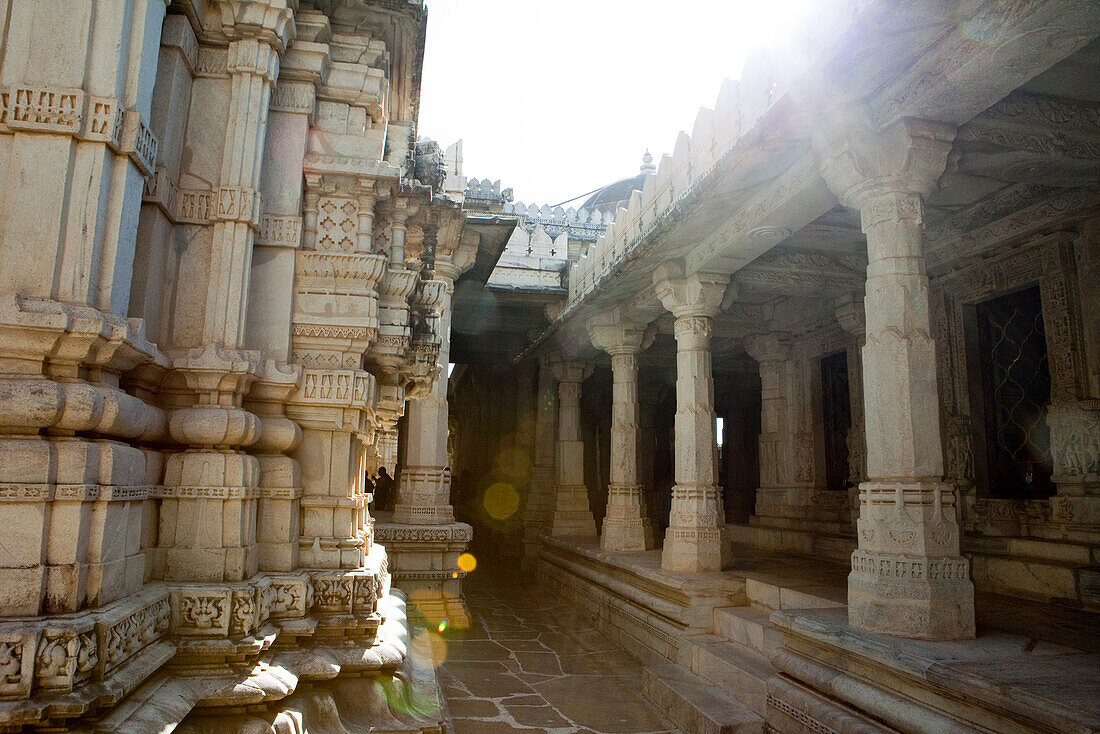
[
  {"xmin": 373, "ymin": 466, "xmax": 395, "ymax": 513},
  {"xmin": 364, "ymin": 472, "xmax": 377, "ymax": 507}
]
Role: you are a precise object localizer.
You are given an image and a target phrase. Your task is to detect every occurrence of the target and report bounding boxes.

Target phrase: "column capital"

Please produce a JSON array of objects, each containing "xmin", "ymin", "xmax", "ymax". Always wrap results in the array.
[
  {"xmin": 216, "ymin": 0, "xmax": 296, "ymax": 53},
  {"xmin": 744, "ymin": 332, "xmax": 791, "ymax": 363},
  {"xmin": 814, "ymin": 114, "xmax": 956, "ymax": 214},
  {"xmin": 226, "ymin": 37, "xmax": 281, "ymax": 83},
  {"xmin": 586, "ymin": 308, "xmax": 653, "ymax": 356},
  {"xmin": 549, "ymin": 359, "xmax": 591, "ymax": 385},
  {"xmin": 652, "ymin": 263, "xmax": 729, "ymax": 319},
  {"xmin": 835, "ymin": 293, "xmax": 866, "ymax": 341}
]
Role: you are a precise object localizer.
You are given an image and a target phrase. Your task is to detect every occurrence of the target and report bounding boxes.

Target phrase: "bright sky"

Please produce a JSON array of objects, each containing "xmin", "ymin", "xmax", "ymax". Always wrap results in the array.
[{"xmin": 418, "ymin": 0, "xmax": 817, "ymax": 207}]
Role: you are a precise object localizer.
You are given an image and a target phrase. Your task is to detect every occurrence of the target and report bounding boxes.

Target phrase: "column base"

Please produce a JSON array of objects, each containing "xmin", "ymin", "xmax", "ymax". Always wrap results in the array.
[
  {"xmin": 601, "ymin": 484, "xmax": 653, "ymax": 551},
  {"xmin": 298, "ymin": 535, "xmax": 367, "ymax": 569},
  {"xmin": 661, "ymin": 484, "xmax": 723, "ymax": 572},
  {"xmin": 392, "ymin": 503, "xmax": 455, "ymax": 524},
  {"xmin": 849, "ymin": 549, "xmax": 975, "ymax": 639},
  {"xmin": 374, "ymin": 518, "xmax": 473, "ymax": 631},
  {"xmin": 392, "ymin": 466, "xmax": 454, "ymax": 524},
  {"xmin": 549, "ymin": 484, "xmax": 597, "ymax": 538},
  {"xmin": 661, "ymin": 527, "xmax": 722, "ymax": 572}
]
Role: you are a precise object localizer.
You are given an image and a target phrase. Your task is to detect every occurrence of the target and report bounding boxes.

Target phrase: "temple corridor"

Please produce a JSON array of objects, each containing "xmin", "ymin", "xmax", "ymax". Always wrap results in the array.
[{"xmin": 436, "ymin": 561, "xmax": 679, "ymax": 734}]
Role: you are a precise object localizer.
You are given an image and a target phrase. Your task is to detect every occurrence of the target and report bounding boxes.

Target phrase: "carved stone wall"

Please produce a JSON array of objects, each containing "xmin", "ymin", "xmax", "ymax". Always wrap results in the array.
[
  {"xmin": 0, "ymin": 2, "xmax": 457, "ymax": 730},
  {"xmin": 934, "ymin": 232, "xmax": 1096, "ymax": 541}
]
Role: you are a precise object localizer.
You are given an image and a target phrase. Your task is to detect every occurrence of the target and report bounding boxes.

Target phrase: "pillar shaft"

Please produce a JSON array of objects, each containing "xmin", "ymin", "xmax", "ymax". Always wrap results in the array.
[
  {"xmin": 394, "ymin": 279, "xmax": 455, "ymax": 524},
  {"xmin": 816, "ymin": 116, "xmax": 974, "ymax": 639},
  {"xmin": 663, "ymin": 315, "xmax": 723, "ymax": 571},
  {"xmin": 601, "ymin": 350, "xmax": 653, "ymax": 551},
  {"xmin": 549, "ymin": 362, "xmax": 597, "ymax": 538},
  {"xmin": 653, "ymin": 268, "xmax": 728, "ymax": 572},
  {"xmin": 528, "ymin": 359, "xmax": 558, "ymax": 541},
  {"xmin": 846, "ymin": 190, "xmax": 974, "ymax": 639}
]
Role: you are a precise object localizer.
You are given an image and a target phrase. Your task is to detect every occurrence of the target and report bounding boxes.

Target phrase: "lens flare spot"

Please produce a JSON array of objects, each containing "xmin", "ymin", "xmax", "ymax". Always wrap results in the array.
[
  {"xmin": 451, "ymin": 571, "xmax": 460, "ymax": 578},
  {"xmin": 437, "ymin": 619, "xmax": 448, "ymax": 633},
  {"xmin": 483, "ymin": 482, "xmax": 520, "ymax": 520},
  {"xmin": 457, "ymin": 553, "xmax": 477, "ymax": 573}
]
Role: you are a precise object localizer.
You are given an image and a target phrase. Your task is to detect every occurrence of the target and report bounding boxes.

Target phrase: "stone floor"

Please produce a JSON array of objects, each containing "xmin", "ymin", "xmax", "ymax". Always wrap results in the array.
[{"xmin": 430, "ymin": 565, "xmax": 680, "ymax": 734}]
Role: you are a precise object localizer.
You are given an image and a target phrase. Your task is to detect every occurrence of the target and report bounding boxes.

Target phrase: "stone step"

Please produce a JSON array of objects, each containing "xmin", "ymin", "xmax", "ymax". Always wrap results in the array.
[
  {"xmin": 643, "ymin": 663, "xmax": 764, "ymax": 734},
  {"xmin": 713, "ymin": 606, "xmax": 784, "ymax": 657},
  {"xmin": 811, "ymin": 533, "xmax": 857, "ymax": 562},
  {"xmin": 681, "ymin": 633, "xmax": 776, "ymax": 715},
  {"xmin": 743, "ymin": 576, "xmax": 846, "ymax": 613}
]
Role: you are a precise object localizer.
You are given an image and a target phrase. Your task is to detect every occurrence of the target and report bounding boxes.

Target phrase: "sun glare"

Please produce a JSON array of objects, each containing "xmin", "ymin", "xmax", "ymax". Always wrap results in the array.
[{"xmin": 420, "ymin": 0, "xmax": 820, "ymax": 204}]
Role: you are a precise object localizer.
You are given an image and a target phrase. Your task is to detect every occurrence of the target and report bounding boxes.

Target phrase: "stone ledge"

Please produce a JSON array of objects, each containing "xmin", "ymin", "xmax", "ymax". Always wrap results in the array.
[
  {"xmin": 538, "ymin": 536, "xmax": 747, "ymax": 666},
  {"xmin": 771, "ymin": 606, "xmax": 1100, "ymax": 734}
]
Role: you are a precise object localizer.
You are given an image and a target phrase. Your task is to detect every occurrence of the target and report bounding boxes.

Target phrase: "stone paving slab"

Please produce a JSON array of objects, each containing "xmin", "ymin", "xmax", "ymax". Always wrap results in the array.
[{"xmin": 433, "ymin": 570, "xmax": 680, "ymax": 734}]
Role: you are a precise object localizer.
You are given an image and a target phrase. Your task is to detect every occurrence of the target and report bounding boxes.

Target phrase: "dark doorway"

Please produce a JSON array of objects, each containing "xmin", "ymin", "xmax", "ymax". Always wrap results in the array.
[
  {"xmin": 820, "ymin": 351, "xmax": 852, "ymax": 492},
  {"xmin": 973, "ymin": 286, "xmax": 1055, "ymax": 499}
]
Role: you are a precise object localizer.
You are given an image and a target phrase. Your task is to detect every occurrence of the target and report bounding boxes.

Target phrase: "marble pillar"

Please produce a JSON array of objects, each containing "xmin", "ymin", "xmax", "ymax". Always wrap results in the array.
[
  {"xmin": 393, "ymin": 276, "xmax": 455, "ymax": 524},
  {"xmin": 549, "ymin": 360, "xmax": 598, "ymax": 538},
  {"xmin": 588, "ymin": 314, "xmax": 654, "ymax": 551},
  {"xmin": 524, "ymin": 357, "xmax": 559, "ymax": 563},
  {"xmin": 654, "ymin": 268, "xmax": 729, "ymax": 572},
  {"xmin": 817, "ymin": 117, "xmax": 974, "ymax": 639}
]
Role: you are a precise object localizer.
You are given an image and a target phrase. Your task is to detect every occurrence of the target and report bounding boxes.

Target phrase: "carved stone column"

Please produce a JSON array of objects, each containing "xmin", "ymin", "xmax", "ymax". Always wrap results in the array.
[
  {"xmin": 836, "ymin": 292, "xmax": 868, "ymax": 523},
  {"xmin": 1045, "ymin": 226, "xmax": 1100, "ymax": 531},
  {"xmin": 588, "ymin": 313, "xmax": 654, "ymax": 551},
  {"xmin": 525, "ymin": 357, "xmax": 559, "ymax": 558},
  {"xmin": 817, "ymin": 117, "xmax": 974, "ymax": 639},
  {"xmin": 244, "ymin": 361, "xmax": 302, "ymax": 572},
  {"xmin": 745, "ymin": 333, "xmax": 819, "ymax": 522},
  {"xmin": 549, "ymin": 360, "xmax": 598, "ymax": 538},
  {"xmin": 393, "ymin": 276, "xmax": 455, "ymax": 524},
  {"xmin": 158, "ymin": 348, "xmax": 263, "ymax": 583},
  {"xmin": 0, "ymin": 0, "xmax": 167, "ymax": 620},
  {"xmin": 654, "ymin": 267, "xmax": 729, "ymax": 572},
  {"xmin": 204, "ymin": 37, "xmax": 279, "ymax": 349}
]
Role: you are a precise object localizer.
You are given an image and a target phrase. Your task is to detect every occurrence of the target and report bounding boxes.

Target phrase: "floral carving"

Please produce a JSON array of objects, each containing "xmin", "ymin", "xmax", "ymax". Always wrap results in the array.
[
  {"xmin": 230, "ymin": 589, "xmax": 257, "ymax": 636},
  {"xmin": 180, "ymin": 596, "xmax": 228, "ymax": 630},
  {"xmin": 0, "ymin": 642, "xmax": 23, "ymax": 684},
  {"xmin": 35, "ymin": 633, "xmax": 75, "ymax": 682}
]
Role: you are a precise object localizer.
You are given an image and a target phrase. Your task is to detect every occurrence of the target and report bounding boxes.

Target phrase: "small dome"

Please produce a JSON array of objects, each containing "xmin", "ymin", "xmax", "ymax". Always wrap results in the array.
[{"xmin": 581, "ymin": 151, "xmax": 653, "ymax": 216}]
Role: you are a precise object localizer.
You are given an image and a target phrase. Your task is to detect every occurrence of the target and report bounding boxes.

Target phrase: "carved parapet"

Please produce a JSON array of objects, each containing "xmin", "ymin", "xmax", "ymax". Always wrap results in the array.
[
  {"xmin": 0, "ymin": 86, "xmax": 158, "ymax": 177},
  {"xmin": 0, "ymin": 587, "xmax": 171, "ymax": 727}
]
